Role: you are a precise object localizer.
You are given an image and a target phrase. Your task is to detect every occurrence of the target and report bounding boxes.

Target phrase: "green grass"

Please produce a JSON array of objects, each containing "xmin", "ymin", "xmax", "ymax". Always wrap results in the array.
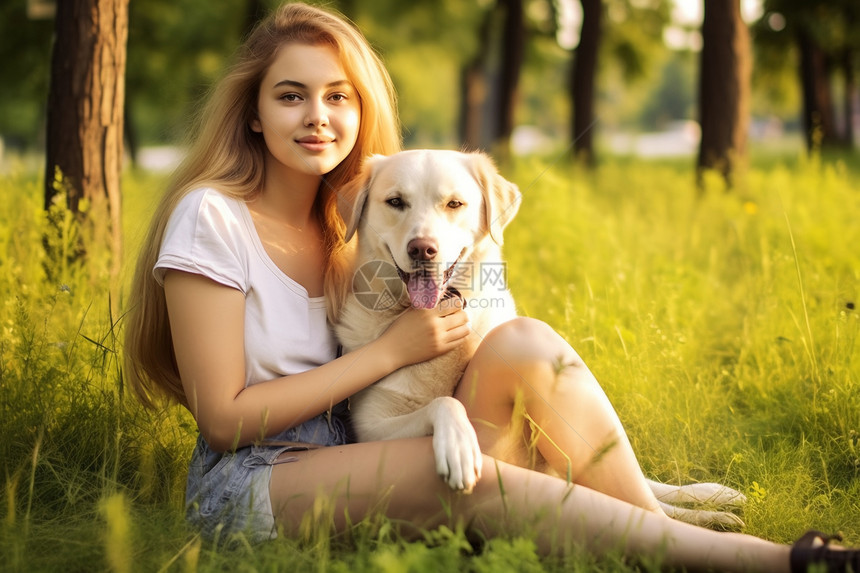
[{"xmin": 1, "ymin": 152, "xmax": 858, "ymax": 571}]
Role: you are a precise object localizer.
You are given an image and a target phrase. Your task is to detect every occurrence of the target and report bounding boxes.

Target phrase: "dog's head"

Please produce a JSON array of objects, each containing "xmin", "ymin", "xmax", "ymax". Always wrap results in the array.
[{"xmin": 338, "ymin": 150, "xmax": 521, "ymax": 309}]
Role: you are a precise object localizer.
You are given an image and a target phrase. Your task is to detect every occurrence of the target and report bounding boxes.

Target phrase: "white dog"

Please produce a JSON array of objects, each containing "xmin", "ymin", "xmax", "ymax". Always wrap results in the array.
[{"xmin": 335, "ymin": 149, "xmax": 745, "ymax": 528}]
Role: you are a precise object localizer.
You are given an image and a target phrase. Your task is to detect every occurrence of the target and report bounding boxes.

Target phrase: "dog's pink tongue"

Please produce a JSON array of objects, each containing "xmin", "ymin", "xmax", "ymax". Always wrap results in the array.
[{"xmin": 406, "ymin": 273, "xmax": 441, "ymax": 309}]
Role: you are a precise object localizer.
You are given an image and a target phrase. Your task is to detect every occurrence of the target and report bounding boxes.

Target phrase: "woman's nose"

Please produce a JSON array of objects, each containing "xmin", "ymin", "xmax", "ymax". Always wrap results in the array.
[{"xmin": 304, "ymin": 100, "xmax": 329, "ymax": 127}]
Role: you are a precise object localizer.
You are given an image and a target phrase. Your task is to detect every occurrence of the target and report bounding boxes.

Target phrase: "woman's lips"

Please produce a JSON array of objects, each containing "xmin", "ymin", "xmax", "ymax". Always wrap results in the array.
[{"xmin": 296, "ymin": 136, "xmax": 334, "ymax": 152}]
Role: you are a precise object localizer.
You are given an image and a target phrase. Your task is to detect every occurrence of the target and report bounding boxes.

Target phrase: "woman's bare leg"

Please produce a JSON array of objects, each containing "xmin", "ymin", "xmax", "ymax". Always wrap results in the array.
[
  {"xmin": 455, "ymin": 317, "xmax": 663, "ymax": 512},
  {"xmin": 269, "ymin": 437, "xmax": 790, "ymax": 572}
]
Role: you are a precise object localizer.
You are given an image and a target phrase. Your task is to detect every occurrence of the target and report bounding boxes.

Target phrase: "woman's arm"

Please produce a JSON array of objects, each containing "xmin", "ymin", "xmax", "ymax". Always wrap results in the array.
[{"xmin": 164, "ymin": 270, "xmax": 470, "ymax": 451}]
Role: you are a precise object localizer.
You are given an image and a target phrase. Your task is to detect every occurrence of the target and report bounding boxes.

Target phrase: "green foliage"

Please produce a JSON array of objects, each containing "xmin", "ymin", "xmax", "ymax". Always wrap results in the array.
[
  {"xmin": 0, "ymin": 2, "xmax": 53, "ymax": 143},
  {"xmin": 1, "ymin": 155, "xmax": 859, "ymax": 570},
  {"xmin": 635, "ymin": 50, "xmax": 697, "ymax": 130},
  {"xmin": 504, "ymin": 152, "xmax": 860, "ymax": 546},
  {"xmin": 345, "ymin": 0, "xmax": 487, "ymax": 147},
  {"xmin": 602, "ymin": 0, "xmax": 672, "ymax": 82},
  {"xmin": 0, "ymin": 0, "xmax": 792, "ymax": 153},
  {"xmin": 0, "ymin": 170, "xmax": 193, "ymax": 572},
  {"xmin": 752, "ymin": 0, "xmax": 860, "ymax": 123},
  {"xmin": 125, "ymin": 0, "xmax": 250, "ymax": 144}
]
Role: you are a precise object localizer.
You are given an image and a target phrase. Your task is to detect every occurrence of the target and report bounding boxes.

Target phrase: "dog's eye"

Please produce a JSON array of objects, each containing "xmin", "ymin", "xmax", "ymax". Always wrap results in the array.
[
  {"xmin": 386, "ymin": 197, "xmax": 405, "ymax": 209},
  {"xmin": 447, "ymin": 200, "xmax": 464, "ymax": 209}
]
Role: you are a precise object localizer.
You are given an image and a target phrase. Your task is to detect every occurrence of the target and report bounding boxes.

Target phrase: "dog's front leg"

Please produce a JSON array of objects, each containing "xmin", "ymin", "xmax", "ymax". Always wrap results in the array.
[
  {"xmin": 353, "ymin": 394, "xmax": 482, "ymax": 493},
  {"xmin": 427, "ymin": 396, "xmax": 483, "ymax": 493}
]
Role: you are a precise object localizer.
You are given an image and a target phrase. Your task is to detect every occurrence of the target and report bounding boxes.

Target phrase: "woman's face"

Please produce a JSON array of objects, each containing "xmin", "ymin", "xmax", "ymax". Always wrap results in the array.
[{"xmin": 252, "ymin": 42, "xmax": 360, "ymax": 180}]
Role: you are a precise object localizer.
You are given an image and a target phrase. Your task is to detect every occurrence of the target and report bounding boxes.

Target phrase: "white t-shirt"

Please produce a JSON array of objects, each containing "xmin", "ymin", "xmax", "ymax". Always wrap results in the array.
[{"xmin": 154, "ymin": 188, "xmax": 337, "ymax": 387}]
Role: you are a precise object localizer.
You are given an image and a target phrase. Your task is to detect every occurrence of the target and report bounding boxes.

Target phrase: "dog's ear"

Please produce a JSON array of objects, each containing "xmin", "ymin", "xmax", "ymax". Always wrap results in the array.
[
  {"xmin": 469, "ymin": 152, "xmax": 521, "ymax": 245},
  {"xmin": 339, "ymin": 155, "xmax": 384, "ymax": 242}
]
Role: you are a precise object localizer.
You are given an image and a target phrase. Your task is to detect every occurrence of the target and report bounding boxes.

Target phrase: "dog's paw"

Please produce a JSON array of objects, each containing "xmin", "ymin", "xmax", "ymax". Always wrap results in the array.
[{"xmin": 430, "ymin": 397, "xmax": 483, "ymax": 493}]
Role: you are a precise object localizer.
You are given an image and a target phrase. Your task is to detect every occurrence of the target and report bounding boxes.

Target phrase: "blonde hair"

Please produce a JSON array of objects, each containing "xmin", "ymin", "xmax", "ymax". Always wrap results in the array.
[{"xmin": 124, "ymin": 2, "xmax": 401, "ymax": 408}]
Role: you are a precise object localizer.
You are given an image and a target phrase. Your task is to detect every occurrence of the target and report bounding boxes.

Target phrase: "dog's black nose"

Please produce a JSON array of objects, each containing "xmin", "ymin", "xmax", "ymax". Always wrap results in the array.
[{"xmin": 407, "ymin": 238, "xmax": 438, "ymax": 261}]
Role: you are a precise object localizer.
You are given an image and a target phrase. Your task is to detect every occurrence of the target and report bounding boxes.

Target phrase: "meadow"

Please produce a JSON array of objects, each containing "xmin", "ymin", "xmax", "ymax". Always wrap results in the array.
[{"xmin": 1, "ymin": 152, "xmax": 858, "ymax": 572}]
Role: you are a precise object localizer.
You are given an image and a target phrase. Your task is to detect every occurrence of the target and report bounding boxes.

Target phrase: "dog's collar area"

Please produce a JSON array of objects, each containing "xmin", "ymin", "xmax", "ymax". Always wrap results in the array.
[{"xmin": 440, "ymin": 286, "xmax": 466, "ymax": 307}]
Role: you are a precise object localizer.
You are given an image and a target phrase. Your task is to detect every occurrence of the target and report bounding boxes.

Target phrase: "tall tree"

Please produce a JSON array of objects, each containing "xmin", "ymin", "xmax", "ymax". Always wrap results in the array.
[
  {"xmin": 570, "ymin": 0, "xmax": 602, "ymax": 165},
  {"xmin": 459, "ymin": 8, "xmax": 495, "ymax": 150},
  {"xmin": 697, "ymin": 0, "xmax": 751, "ymax": 186},
  {"xmin": 493, "ymin": 0, "xmax": 525, "ymax": 161},
  {"xmin": 796, "ymin": 27, "xmax": 838, "ymax": 149},
  {"xmin": 455, "ymin": 0, "xmax": 525, "ymax": 159},
  {"xmin": 562, "ymin": 0, "xmax": 670, "ymax": 166},
  {"xmin": 755, "ymin": 0, "xmax": 859, "ymax": 152},
  {"xmin": 44, "ymin": 0, "xmax": 129, "ymax": 273}
]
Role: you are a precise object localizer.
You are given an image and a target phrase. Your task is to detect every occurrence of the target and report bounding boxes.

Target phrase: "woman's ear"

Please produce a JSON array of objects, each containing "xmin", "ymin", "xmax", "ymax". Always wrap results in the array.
[{"xmin": 250, "ymin": 117, "xmax": 262, "ymax": 133}]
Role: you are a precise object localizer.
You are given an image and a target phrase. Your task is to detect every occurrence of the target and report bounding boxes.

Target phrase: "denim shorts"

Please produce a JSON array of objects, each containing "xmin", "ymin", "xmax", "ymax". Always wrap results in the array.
[{"xmin": 185, "ymin": 402, "xmax": 351, "ymax": 544}]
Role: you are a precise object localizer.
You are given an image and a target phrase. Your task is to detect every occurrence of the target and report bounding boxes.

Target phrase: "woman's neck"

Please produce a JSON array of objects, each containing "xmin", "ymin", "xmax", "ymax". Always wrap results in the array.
[{"xmin": 257, "ymin": 167, "xmax": 322, "ymax": 229}]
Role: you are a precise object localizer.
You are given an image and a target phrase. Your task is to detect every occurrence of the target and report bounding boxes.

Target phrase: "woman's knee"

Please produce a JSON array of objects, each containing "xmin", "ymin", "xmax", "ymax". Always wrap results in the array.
[
  {"xmin": 477, "ymin": 317, "xmax": 584, "ymax": 371},
  {"xmin": 475, "ymin": 318, "xmax": 607, "ymax": 411}
]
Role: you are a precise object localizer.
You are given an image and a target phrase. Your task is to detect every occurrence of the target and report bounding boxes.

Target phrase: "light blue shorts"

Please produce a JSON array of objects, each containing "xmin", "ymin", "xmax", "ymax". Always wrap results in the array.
[{"xmin": 185, "ymin": 403, "xmax": 351, "ymax": 544}]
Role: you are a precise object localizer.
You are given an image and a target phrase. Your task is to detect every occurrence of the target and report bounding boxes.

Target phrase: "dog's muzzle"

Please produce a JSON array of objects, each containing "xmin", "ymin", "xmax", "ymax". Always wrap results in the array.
[{"xmin": 391, "ymin": 249, "xmax": 465, "ymax": 309}]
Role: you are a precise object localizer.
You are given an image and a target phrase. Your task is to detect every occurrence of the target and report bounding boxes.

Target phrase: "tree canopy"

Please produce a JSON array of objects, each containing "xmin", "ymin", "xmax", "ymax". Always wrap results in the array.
[{"xmin": 2, "ymin": 0, "xmax": 856, "ymax": 157}]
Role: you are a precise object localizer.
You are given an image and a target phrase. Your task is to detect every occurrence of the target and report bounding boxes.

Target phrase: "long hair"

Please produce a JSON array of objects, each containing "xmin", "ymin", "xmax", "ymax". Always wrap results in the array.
[{"xmin": 124, "ymin": 2, "xmax": 401, "ymax": 408}]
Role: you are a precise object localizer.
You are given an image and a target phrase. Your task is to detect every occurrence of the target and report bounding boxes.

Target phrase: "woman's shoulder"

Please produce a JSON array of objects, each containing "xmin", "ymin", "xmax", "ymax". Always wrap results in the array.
[
  {"xmin": 157, "ymin": 187, "xmax": 252, "ymax": 290},
  {"xmin": 167, "ymin": 187, "xmax": 250, "ymax": 234},
  {"xmin": 175, "ymin": 187, "xmax": 246, "ymax": 218}
]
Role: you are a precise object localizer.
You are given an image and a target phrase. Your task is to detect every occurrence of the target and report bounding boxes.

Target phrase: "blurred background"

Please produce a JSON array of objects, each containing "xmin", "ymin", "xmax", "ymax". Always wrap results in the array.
[
  {"xmin": 1, "ymin": 6, "xmax": 858, "ymax": 568},
  {"xmin": 0, "ymin": 0, "xmax": 857, "ymax": 173}
]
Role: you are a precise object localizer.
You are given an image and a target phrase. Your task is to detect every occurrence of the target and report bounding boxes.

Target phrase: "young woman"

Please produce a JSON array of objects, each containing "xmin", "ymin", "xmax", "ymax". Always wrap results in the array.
[{"xmin": 124, "ymin": 3, "xmax": 858, "ymax": 571}]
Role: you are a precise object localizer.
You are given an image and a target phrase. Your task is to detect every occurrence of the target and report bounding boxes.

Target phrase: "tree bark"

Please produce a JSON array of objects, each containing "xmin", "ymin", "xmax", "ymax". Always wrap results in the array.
[
  {"xmin": 459, "ymin": 7, "xmax": 495, "ymax": 151},
  {"xmin": 44, "ymin": 0, "xmax": 128, "ymax": 273},
  {"xmin": 840, "ymin": 48, "xmax": 855, "ymax": 149},
  {"xmin": 571, "ymin": 0, "xmax": 601, "ymax": 166},
  {"xmin": 697, "ymin": 0, "xmax": 751, "ymax": 186},
  {"xmin": 796, "ymin": 28, "xmax": 838, "ymax": 151},
  {"xmin": 493, "ymin": 0, "xmax": 525, "ymax": 161}
]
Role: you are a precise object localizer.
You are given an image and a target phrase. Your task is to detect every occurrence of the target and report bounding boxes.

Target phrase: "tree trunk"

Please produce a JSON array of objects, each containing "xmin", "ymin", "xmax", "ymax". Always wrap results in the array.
[
  {"xmin": 492, "ymin": 0, "xmax": 525, "ymax": 162},
  {"xmin": 124, "ymin": 96, "xmax": 138, "ymax": 167},
  {"xmin": 459, "ymin": 7, "xmax": 495, "ymax": 151},
  {"xmin": 841, "ymin": 48, "xmax": 855, "ymax": 149},
  {"xmin": 697, "ymin": 0, "xmax": 751, "ymax": 187},
  {"xmin": 571, "ymin": 0, "xmax": 601, "ymax": 166},
  {"xmin": 796, "ymin": 29, "xmax": 838, "ymax": 151},
  {"xmin": 44, "ymin": 0, "xmax": 128, "ymax": 275}
]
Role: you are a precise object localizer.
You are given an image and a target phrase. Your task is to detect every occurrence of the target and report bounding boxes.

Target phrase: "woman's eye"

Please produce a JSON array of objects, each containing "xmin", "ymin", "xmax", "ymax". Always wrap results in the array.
[
  {"xmin": 329, "ymin": 93, "xmax": 347, "ymax": 102},
  {"xmin": 447, "ymin": 200, "xmax": 463, "ymax": 209},
  {"xmin": 386, "ymin": 197, "xmax": 405, "ymax": 209},
  {"xmin": 280, "ymin": 93, "xmax": 301, "ymax": 102}
]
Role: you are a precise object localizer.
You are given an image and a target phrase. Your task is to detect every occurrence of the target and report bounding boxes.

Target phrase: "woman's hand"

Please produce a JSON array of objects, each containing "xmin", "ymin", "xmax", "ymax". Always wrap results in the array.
[{"xmin": 377, "ymin": 298, "xmax": 471, "ymax": 368}]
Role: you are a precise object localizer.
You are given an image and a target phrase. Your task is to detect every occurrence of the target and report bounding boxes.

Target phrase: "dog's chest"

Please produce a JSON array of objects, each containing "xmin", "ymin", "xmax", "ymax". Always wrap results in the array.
[
  {"xmin": 382, "ymin": 344, "xmax": 470, "ymax": 400},
  {"xmin": 333, "ymin": 301, "xmax": 399, "ymax": 351}
]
